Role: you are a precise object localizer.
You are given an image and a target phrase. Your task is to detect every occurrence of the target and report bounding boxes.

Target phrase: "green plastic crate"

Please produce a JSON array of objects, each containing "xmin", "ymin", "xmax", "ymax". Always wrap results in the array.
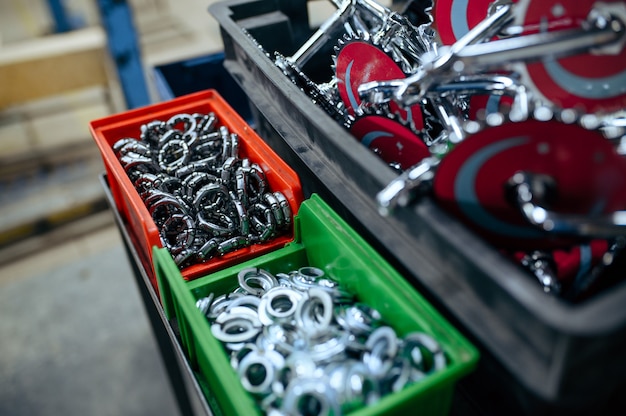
[{"xmin": 155, "ymin": 194, "xmax": 479, "ymax": 416}]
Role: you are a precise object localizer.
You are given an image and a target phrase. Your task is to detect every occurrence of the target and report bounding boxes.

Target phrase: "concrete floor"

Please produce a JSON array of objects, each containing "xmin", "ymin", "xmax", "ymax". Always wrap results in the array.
[{"xmin": 0, "ymin": 218, "xmax": 181, "ymax": 416}]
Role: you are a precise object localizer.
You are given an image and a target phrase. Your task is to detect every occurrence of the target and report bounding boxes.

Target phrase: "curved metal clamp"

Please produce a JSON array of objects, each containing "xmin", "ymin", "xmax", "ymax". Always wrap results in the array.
[
  {"xmin": 376, "ymin": 156, "xmax": 440, "ymax": 216},
  {"xmin": 508, "ymin": 171, "xmax": 626, "ymax": 239}
]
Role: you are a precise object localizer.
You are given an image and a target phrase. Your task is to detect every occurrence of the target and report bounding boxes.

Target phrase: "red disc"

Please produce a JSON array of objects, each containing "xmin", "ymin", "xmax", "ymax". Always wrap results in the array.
[
  {"xmin": 522, "ymin": 0, "xmax": 626, "ymax": 113},
  {"xmin": 433, "ymin": 119, "xmax": 626, "ymax": 249},
  {"xmin": 350, "ymin": 115, "xmax": 430, "ymax": 170},
  {"xmin": 336, "ymin": 41, "xmax": 424, "ymax": 130},
  {"xmin": 433, "ymin": 0, "xmax": 518, "ymax": 45}
]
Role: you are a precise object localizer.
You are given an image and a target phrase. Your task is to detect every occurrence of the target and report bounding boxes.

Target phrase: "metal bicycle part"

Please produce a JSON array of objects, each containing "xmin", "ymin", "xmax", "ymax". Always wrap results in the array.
[
  {"xmin": 358, "ymin": 2, "xmax": 516, "ymax": 106},
  {"xmin": 509, "ymin": 171, "xmax": 626, "ymax": 239},
  {"xmin": 359, "ymin": 2, "xmax": 625, "ymax": 108},
  {"xmin": 376, "ymin": 156, "xmax": 440, "ymax": 215}
]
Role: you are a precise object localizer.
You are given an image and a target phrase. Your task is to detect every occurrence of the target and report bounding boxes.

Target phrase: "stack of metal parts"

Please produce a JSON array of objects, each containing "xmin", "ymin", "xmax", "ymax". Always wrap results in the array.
[
  {"xmin": 196, "ymin": 265, "xmax": 447, "ymax": 415},
  {"xmin": 111, "ymin": 112, "xmax": 293, "ymax": 269},
  {"xmin": 263, "ymin": 0, "xmax": 626, "ymax": 300}
]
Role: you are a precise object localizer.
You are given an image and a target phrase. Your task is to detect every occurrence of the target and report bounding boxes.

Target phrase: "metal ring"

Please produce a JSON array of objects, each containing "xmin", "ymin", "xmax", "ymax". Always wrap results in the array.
[
  {"xmin": 112, "ymin": 137, "xmax": 138, "ymax": 155},
  {"xmin": 238, "ymin": 352, "xmax": 276, "ymax": 395},
  {"xmin": 197, "ymin": 211, "xmax": 236, "ymax": 238},
  {"xmin": 248, "ymin": 202, "xmax": 276, "ymax": 242},
  {"xmin": 193, "ymin": 182, "xmax": 229, "ymax": 213},
  {"xmin": 336, "ymin": 304, "xmax": 382, "ymax": 335},
  {"xmin": 220, "ymin": 156, "xmax": 238, "ymax": 183},
  {"xmin": 160, "ymin": 213, "xmax": 196, "ymax": 251},
  {"xmin": 308, "ymin": 329, "xmax": 348, "ymax": 364},
  {"xmin": 149, "ymin": 197, "xmax": 187, "ymax": 228},
  {"xmin": 197, "ymin": 112, "xmax": 218, "ymax": 134},
  {"xmin": 230, "ymin": 194, "xmax": 250, "ymax": 235},
  {"xmin": 118, "ymin": 140, "xmax": 152, "ymax": 158},
  {"xmin": 401, "ymin": 332, "xmax": 446, "ymax": 374},
  {"xmin": 364, "ymin": 326, "xmax": 398, "ymax": 377},
  {"xmin": 195, "ymin": 293, "xmax": 215, "ymax": 316},
  {"xmin": 291, "ymin": 267, "xmax": 325, "ymax": 289},
  {"xmin": 197, "ymin": 238, "xmax": 220, "ymax": 260},
  {"xmin": 182, "ymin": 172, "xmax": 220, "ymax": 198},
  {"xmin": 157, "ymin": 176, "xmax": 183, "ymax": 195},
  {"xmin": 207, "ymin": 293, "xmax": 244, "ymax": 320},
  {"xmin": 212, "ymin": 306, "xmax": 262, "ymax": 343},
  {"xmin": 258, "ymin": 287, "xmax": 302, "ymax": 325},
  {"xmin": 230, "ymin": 133, "xmax": 240, "ymax": 158},
  {"xmin": 140, "ymin": 121, "xmax": 166, "ymax": 146},
  {"xmin": 281, "ymin": 378, "xmax": 340, "ymax": 416},
  {"xmin": 235, "ymin": 169, "xmax": 248, "ymax": 207},
  {"xmin": 226, "ymin": 295, "xmax": 262, "ymax": 313},
  {"xmin": 238, "ymin": 268, "xmax": 279, "ymax": 296},
  {"xmin": 158, "ymin": 138, "xmax": 190, "ymax": 173},
  {"xmin": 217, "ymin": 235, "xmax": 250, "ymax": 255},
  {"xmin": 256, "ymin": 324, "xmax": 297, "ymax": 356},
  {"xmin": 211, "ymin": 316, "xmax": 261, "ymax": 344},
  {"xmin": 157, "ymin": 128, "xmax": 183, "ymax": 149},
  {"xmin": 166, "ymin": 113, "xmax": 197, "ymax": 135},
  {"xmin": 299, "ymin": 266, "xmax": 324, "ymax": 280},
  {"xmin": 245, "ymin": 164, "xmax": 267, "ymax": 198},
  {"xmin": 295, "ymin": 288, "xmax": 333, "ymax": 335}
]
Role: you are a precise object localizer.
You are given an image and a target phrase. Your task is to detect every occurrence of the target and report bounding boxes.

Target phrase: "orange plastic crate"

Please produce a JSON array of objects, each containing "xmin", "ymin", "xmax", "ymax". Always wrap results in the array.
[{"xmin": 91, "ymin": 90, "xmax": 303, "ymax": 287}]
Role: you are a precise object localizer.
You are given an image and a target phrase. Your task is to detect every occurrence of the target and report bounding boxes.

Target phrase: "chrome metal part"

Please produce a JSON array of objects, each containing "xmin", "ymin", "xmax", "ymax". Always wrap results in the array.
[
  {"xmin": 111, "ymin": 112, "xmax": 294, "ymax": 270},
  {"xmin": 519, "ymin": 251, "xmax": 561, "ymax": 294},
  {"xmin": 197, "ymin": 265, "xmax": 448, "ymax": 413},
  {"xmin": 376, "ymin": 156, "xmax": 440, "ymax": 215},
  {"xmin": 509, "ymin": 171, "xmax": 626, "ymax": 238}
]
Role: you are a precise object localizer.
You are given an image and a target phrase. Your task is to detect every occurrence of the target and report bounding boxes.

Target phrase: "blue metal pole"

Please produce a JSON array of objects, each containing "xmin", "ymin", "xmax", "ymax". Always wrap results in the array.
[
  {"xmin": 96, "ymin": 0, "xmax": 151, "ymax": 109},
  {"xmin": 47, "ymin": 0, "xmax": 72, "ymax": 33}
]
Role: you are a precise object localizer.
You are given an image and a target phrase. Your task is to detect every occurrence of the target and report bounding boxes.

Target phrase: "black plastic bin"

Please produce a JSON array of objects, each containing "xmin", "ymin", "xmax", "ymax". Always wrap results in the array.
[{"xmin": 209, "ymin": 1, "xmax": 626, "ymax": 414}]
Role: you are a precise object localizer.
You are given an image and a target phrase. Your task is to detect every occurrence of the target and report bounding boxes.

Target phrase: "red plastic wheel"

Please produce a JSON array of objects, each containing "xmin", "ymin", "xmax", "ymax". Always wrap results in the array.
[
  {"xmin": 432, "ymin": 0, "xmax": 518, "ymax": 45},
  {"xmin": 521, "ymin": 0, "xmax": 626, "ymax": 113},
  {"xmin": 335, "ymin": 40, "xmax": 424, "ymax": 131},
  {"xmin": 350, "ymin": 115, "xmax": 430, "ymax": 170},
  {"xmin": 433, "ymin": 119, "xmax": 626, "ymax": 249}
]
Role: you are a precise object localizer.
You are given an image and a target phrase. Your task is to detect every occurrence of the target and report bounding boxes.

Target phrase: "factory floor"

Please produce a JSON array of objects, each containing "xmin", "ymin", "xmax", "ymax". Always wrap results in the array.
[{"xmin": 0, "ymin": 214, "xmax": 182, "ymax": 416}]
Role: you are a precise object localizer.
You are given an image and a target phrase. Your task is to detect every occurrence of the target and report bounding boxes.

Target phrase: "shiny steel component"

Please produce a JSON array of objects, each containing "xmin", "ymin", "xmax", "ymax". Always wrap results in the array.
[
  {"xmin": 274, "ymin": 191, "xmax": 292, "ymax": 229},
  {"xmin": 238, "ymin": 349, "xmax": 284, "ymax": 395},
  {"xmin": 376, "ymin": 156, "xmax": 440, "ymax": 215},
  {"xmin": 294, "ymin": 288, "xmax": 334, "ymax": 335},
  {"xmin": 359, "ymin": 2, "xmax": 626, "ymax": 109},
  {"xmin": 401, "ymin": 332, "xmax": 447, "ymax": 374},
  {"xmin": 196, "ymin": 265, "xmax": 448, "ymax": 413},
  {"xmin": 258, "ymin": 287, "xmax": 302, "ymax": 325},
  {"xmin": 211, "ymin": 308, "xmax": 262, "ymax": 344},
  {"xmin": 509, "ymin": 171, "xmax": 626, "ymax": 239},
  {"xmin": 519, "ymin": 250, "xmax": 561, "ymax": 294},
  {"xmin": 363, "ymin": 326, "xmax": 398, "ymax": 377},
  {"xmin": 158, "ymin": 139, "xmax": 190, "ymax": 174},
  {"xmin": 238, "ymin": 268, "xmax": 279, "ymax": 296},
  {"xmin": 281, "ymin": 377, "xmax": 341, "ymax": 416},
  {"xmin": 111, "ymin": 112, "xmax": 294, "ymax": 269},
  {"xmin": 335, "ymin": 303, "xmax": 382, "ymax": 335}
]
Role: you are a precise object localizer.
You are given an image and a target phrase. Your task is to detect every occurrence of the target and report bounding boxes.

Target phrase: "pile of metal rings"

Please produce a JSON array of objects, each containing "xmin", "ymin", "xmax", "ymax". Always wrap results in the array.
[
  {"xmin": 196, "ymin": 266, "xmax": 447, "ymax": 415},
  {"xmin": 112, "ymin": 112, "xmax": 292, "ymax": 268}
]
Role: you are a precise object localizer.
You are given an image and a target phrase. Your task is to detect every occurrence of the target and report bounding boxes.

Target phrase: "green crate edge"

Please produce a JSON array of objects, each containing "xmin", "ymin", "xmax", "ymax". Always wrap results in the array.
[{"xmin": 155, "ymin": 194, "xmax": 479, "ymax": 416}]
